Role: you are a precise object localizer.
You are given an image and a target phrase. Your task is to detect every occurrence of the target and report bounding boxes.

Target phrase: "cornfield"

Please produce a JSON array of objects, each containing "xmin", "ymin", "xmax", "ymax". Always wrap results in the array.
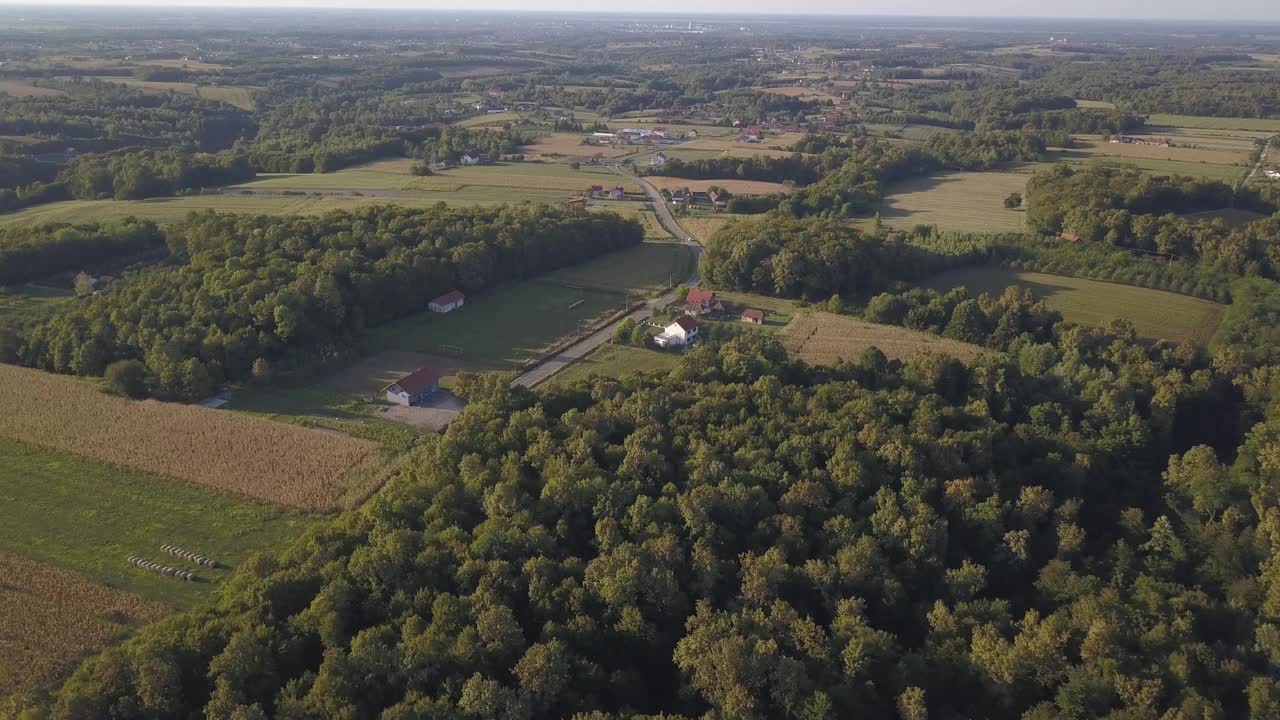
[
  {"xmin": 781, "ymin": 312, "xmax": 985, "ymax": 366},
  {"xmin": 0, "ymin": 364, "xmax": 383, "ymax": 512},
  {"xmin": 0, "ymin": 552, "xmax": 168, "ymax": 696}
]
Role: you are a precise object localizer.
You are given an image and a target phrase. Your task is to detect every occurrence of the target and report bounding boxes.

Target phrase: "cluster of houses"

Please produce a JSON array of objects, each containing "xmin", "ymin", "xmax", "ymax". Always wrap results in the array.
[
  {"xmin": 669, "ymin": 189, "xmax": 726, "ymax": 209},
  {"xmin": 589, "ymin": 184, "xmax": 629, "ymax": 200},
  {"xmin": 652, "ymin": 289, "xmax": 767, "ymax": 348},
  {"xmin": 1109, "ymin": 135, "xmax": 1169, "ymax": 148},
  {"xmin": 590, "ymin": 127, "xmax": 672, "ymax": 145}
]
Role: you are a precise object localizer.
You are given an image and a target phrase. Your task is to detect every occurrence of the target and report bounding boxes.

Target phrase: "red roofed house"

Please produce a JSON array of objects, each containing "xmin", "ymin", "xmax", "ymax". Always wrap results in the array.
[
  {"xmin": 684, "ymin": 288, "xmax": 725, "ymax": 316},
  {"xmin": 386, "ymin": 367, "xmax": 443, "ymax": 406},
  {"xmin": 655, "ymin": 315, "xmax": 699, "ymax": 348},
  {"xmin": 429, "ymin": 290, "xmax": 465, "ymax": 313},
  {"xmin": 1058, "ymin": 232, "xmax": 1082, "ymax": 243}
]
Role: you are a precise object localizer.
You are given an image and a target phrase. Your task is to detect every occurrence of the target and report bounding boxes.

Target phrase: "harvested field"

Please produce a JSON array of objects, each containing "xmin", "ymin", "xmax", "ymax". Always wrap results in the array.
[
  {"xmin": 1073, "ymin": 99, "xmax": 1116, "ymax": 109},
  {"xmin": 782, "ymin": 312, "xmax": 985, "ymax": 365},
  {"xmin": 0, "ymin": 79, "xmax": 65, "ymax": 97},
  {"xmin": 643, "ymin": 176, "xmax": 790, "ymax": 195},
  {"xmin": 752, "ymin": 85, "xmax": 842, "ymax": 103},
  {"xmin": 1071, "ymin": 135, "xmax": 1248, "ymax": 166},
  {"xmin": 0, "ymin": 552, "xmax": 168, "ymax": 696},
  {"xmin": 0, "ymin": 365, "xmax": 383, "ymax": 512},
  {"xmin": 524, "ymin": 133, "xmax": 633, "ymax": 159},
  {"xmin": 922, "ymin": 266, "xmax": 1226, "ymax": 345},
  {"xmin": 875, "ymin": 171, "xmax": 1027, "ymax": 232},
  {"xmin": 681, "ymin": 216, "xmax": 734, "ymax": 243}
]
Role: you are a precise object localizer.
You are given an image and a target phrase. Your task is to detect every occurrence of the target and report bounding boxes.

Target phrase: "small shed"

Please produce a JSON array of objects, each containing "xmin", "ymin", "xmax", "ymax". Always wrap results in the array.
[
  {"xmin": 386, "ymin": 367, "xmax": 443, "ymax": 407},
  {"xmin": 741, "ymin": 308, "xmax": 766, "ymax": 325},
  {"xmin": 429, "ymin": 290, "xmax": 465, "ymax": 313}
]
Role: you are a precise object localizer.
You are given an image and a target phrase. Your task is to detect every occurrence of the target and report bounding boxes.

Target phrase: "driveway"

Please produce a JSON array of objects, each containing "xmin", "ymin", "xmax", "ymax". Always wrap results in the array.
[{"xmin": 381, "ymin": 390, "xmax": 466, "ymax": 431}]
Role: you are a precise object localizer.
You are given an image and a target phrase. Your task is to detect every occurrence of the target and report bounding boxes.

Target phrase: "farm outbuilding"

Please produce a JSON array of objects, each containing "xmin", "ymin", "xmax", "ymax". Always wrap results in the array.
[
  {"xmin": 741, "ymin": 308, "xmax": 766, "ymax": 324},
  {"xmin": 385, "ymin": 367, "xmax": 444, "ymax": 407},
  {"xmin": 429, "ymin": 290, "xmax": 465, "ymax": 313}
]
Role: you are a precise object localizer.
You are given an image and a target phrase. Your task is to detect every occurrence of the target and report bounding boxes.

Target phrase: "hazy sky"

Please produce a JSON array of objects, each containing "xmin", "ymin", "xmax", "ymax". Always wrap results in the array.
[{"xmin": 0, "ymin": 0, "xmax": 1277, "ymax": 21}]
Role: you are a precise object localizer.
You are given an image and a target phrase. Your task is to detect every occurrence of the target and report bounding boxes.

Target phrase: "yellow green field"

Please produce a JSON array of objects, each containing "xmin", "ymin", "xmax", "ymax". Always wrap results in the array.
[
  {"xmin": 1145, "ymin": 114, "xmax": 1280, "ymax": 132},
  {"xmin": 548, "ymin": 344, "xmax": 680, "ymax": 386},
  {"xmin": 0, "ymin": 79, "xmax": 65, "ymax": 97},
  {"xmin": 782, "ymin": 311, "xmax": 985, "ymax": 365},
  {"xmin": 874, "ymin": 171, "xmax": 1028, "ymax": 232},
  {"xmin": 922, "ymin": 266, "xmax": 1226, "ymax": 345}
]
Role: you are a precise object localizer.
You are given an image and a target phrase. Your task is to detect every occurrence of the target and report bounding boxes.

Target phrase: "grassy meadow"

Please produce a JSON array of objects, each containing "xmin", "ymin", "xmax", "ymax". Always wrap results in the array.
[
  {"xmin": 873, "ymin": 171, "xmax": 1028, "ymax": 232},
  {"xmin": 782, "ymin": 312, "xmax": 985, "ymax": 365},
  {"xmin": 0, "ymin": 439, "xmax": 312, "ymax": 608},
  {"xmin": 923, "ymin": 266, "xmax": 1226, "ymax": 345},
  {"xmin": 548, "ymin": 344, "xmax": 680, "ymax": 386}
]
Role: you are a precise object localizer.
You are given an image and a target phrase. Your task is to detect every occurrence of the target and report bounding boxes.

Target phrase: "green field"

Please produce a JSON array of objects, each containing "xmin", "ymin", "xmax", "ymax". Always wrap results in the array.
[
  {"xmin": 549, "ymin": 344, "xmax": 680, "ymax": 386},
  {"xmin": 871, "ymin": 171, "xmax": 1028, "ymax": 232},
  {"xmin": 923, "ymin": 266, "xmax": 1226, "ymax": 345},
  {"xmin": 1145, "ymin": 114, "xmax": 1280, "ymax": 132},
  {"xmin": 540, "ymin": 242, "xmax": 693, "ymax": 297},
  {"xmin": 0, "ymin": 439, "xmax": 312, "ymax": 608},
  {"xmin": 0, "ymin": 285, "xmax": 74, "ymax": 325},
  {"xmin": 0, "ymin": 163, "xmax": 641, "ymax": 227},
  {"xmin": 697, "ymin": 291, "xmax": 804, "ymax": 337}
]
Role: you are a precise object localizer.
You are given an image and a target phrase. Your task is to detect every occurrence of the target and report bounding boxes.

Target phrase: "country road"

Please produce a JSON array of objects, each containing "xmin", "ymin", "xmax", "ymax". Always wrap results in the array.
[
  {"xmin": 511, "ymin": 164, "xmax": 702, "ymax": 388},
  {"xmin": 1239, "ymin": 134, "xmax": 1277, "ymax": 190}
]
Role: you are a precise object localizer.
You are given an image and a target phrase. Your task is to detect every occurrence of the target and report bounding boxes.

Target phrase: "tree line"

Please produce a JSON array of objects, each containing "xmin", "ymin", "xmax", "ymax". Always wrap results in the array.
[
  {"xmin": 0, "ymin": 218, "xmax": 164, "ymax": 287},
  {"xmin": 3, "ymin": 204, "xmax": 642, "ymax": 400}
]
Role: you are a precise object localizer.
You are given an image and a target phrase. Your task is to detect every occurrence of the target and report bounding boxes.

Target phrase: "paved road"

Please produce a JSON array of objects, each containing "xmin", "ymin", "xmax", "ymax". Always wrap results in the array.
[{"xmin": 511, "ymin": 165, "xmax": 702, "ymax": 388}]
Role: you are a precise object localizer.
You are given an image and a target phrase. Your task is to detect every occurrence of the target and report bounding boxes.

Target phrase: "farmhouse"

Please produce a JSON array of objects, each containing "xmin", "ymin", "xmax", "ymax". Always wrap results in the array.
[
  {"xmin": 385, "ymin": 367, "xmax": 443, "ymax": 407},
  {"xmin": 741, "ymin": 308, "xmax": 766, "ymax": 324},
  {"xmin": 651, "ymin": 152, "xmax": 668, "ymax": 167},
  {"xmin": 684, "ymin": 288, "xmax": 724, "ymax": 316},
  {"xmin": 671, "ymin": 189, "xmax": 688, "ymax": 204},
  {"xmin": 429, "ymin": 290, "xmax": 465, "ymax": 313},
  {"xmin": 708, "ymin": 191, "xmax": 725, "ymax": 209},
  {"xmin": 654, "ymin": 316, "xmax": 699, "ymax": 348},
  {"xmin": 610, "ymin": 186, "xmax": 626, "ymax": 200},
  {"xmin": 1109, "ymin": 135, "xmax": 1169, "ymax": 148}
]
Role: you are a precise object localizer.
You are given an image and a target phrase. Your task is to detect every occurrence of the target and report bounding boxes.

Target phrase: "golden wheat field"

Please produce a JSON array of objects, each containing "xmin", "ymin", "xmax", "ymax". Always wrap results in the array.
[
  {"xmin": 781, "ymin": 312, "xmax": 985, "ymax": 365},
  {"xmin": 680, "ymin": 216, "xmax": 735, "ymax": 243},
  {"xmin": 0, "ymin": 365, "xmax": 383, "ymax": 512},
  {"xmin": 0, "ymin": 552, "xmax": 168, "ymax": 696}
]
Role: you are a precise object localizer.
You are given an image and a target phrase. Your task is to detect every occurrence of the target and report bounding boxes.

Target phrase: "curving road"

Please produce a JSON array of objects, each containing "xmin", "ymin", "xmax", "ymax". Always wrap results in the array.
[{"xmin": 511, "ymin": 164, "xmax": 703, "ymax": 388}]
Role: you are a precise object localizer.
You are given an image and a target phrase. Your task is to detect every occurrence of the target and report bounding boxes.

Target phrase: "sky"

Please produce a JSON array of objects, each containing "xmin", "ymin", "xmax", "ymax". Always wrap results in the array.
[{"xmin": 0, "ymin": 0, "xmax": 1277, "ymax": 21}]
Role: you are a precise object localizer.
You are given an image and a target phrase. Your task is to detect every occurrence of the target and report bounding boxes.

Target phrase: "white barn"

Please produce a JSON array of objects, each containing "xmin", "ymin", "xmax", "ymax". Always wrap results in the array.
[{"xmin": 429, "ymin": 290, "xmax": 465, "ymax": 313}]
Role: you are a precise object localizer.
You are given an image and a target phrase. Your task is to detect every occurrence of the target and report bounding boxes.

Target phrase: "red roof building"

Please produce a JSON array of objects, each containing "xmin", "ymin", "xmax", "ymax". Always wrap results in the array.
[
  {"xmin": 386, "ymin": 367, "xmax": 443, "ymax": 406},
  {"xmin": 429, "ymin": 290, "xmax": 466, "ymax": 313},
  {"xmin": 674, "ymin": 315, "xmax": 698, "ymax": 332}
]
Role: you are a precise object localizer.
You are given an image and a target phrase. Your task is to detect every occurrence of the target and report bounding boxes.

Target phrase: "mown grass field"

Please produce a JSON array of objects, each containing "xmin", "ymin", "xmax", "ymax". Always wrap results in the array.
[
  {"xmin": 366, "ymin": 281, "xmax": 625, "ymax": 370},
  {"xmin": 922, "ymin": 266, "xmax": 1227, "ymax": 345},
  {"xmin": 782, "ymin": 312, "xmax": 985, "ymax": 365},
  {"xmin": 541, "ymin": 241, "xmax": 693, "ymax": 296},
  {"xmin": 874, "ymin": 171, "xmax": 1027, "ymax": 232},
  {"xmin": 234, "ymin": 161, "xmax": 638, "ymax": 193},
  {"xmin": 1070, "ymin": 135, "xmax": 1249, "ymax": 167},
  {"xmin": 0, "ymin": 364, "xmax": 384, "ymax": 512},
  {"xmin": 548, "ymin": 344, "xmax": 680, "ymax": 386},
  {"xmin": 0, "ymin": 552, "xmax": 168, "ymax": 697},
  {"xmin": 681, "ymin": 215, "xmax": 735, "ymax": 243},
  {"xmin": 92, "ymin": 78, "xmax": 257, "ymax": 110},
  {"xmin": 0, "ymin": 439, "xmax": 311, "ymax": 607},
  {"xmin": 1145, "ymin": 114, "xmax": 1280, "ymax": 132},
  {"xmin": 524, "ymin": 133, "xmax": 634, "ymax": 159}
]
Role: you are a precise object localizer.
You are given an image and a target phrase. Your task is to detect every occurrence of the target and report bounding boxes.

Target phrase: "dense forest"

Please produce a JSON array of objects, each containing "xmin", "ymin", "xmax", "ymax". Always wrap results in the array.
[
  {"xmin": 0, "ymin": 218, "xmax": 164, "ymax": 286},
  {"xmin": 3, "ymin": 205, "xmax": 642, "ymax": 399},
  {"xmin": 26, "ymin": 299, "xmax": 1280, "ymax": 718},
  {"xmin": 1025, "ymin": 165, "xmax": 1280, "ymax": 276}
]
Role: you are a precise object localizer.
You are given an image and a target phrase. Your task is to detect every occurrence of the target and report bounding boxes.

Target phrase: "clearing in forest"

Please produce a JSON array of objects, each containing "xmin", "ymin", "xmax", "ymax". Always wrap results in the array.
[
  {"xmin": 874, "ymin": 171, "xmax": 1027, "ymax": 232},
  {"xmin": 0, "ymin": 365, "xmax": 384, "ymax": 512},
  {"xmin": 922, "ymin": 266, "xmax": 1226, "ymax": 346},
  {"xmin": 0, "ymin": 553, "xmax": 168, "ymax": 697},
  {"xmin": 782, "ymin": 312, "xmax": 985, "ymax": 365}
]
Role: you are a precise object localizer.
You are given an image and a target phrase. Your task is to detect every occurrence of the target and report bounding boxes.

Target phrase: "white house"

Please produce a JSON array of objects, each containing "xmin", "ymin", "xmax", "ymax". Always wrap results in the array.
[
  {"xmin": 459, "ymin": 153, "xmax": 481, "ymax": 166},
  {"xmin": 1266, "ymin": 169, "xmax": 1280, "ymax": 180},
  {"xmin": 651, "ymin": 152, "xmax": 668, "ymax": 168},
  {"xmin": 385, "ymin": 367, "xmax": 442, "ymax": 406},
  {"xmin": 654, "ymin": 316, "xmax": 698, "ymax": 348},
  {"xmin": 429, "ymin": 290, "xmax": 465, "ymax": 313}
]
